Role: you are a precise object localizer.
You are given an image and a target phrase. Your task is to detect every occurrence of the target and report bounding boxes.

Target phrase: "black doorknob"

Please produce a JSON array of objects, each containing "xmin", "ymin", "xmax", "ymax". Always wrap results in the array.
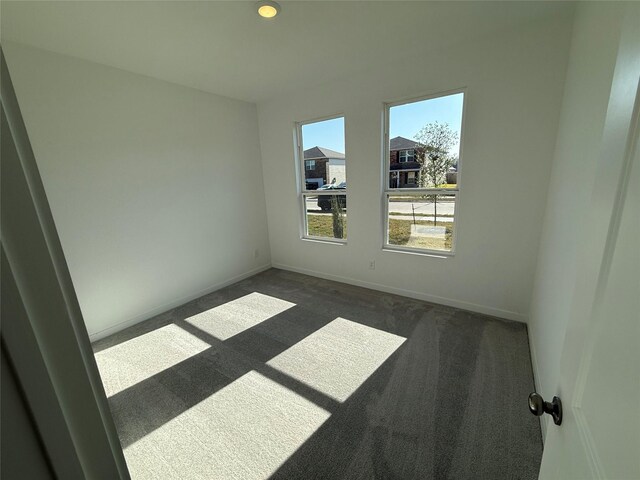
[{"xmin": 528, "ymin": 392, "xmax": 562, "ymax": 425}]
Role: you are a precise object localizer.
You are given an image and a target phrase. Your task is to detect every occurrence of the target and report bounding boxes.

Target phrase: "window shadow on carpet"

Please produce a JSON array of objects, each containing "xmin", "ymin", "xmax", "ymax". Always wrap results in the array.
[{"xmin": 92, "ymin": 268, "xmax": 541, "ymax": 480}]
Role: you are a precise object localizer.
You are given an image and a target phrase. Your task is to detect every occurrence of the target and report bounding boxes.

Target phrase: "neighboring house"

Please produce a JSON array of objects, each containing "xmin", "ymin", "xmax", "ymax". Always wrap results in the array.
[
  {"xmin": 389, "ymin": 136, "xmax": 421, "ymax": 188},
  {"xmin": 389, "ymin": 136, "xmax": 458, "ymax": 187},
  {"xmin": 303, "ymin": 146, "xmax": 346, "ymax": 189}
]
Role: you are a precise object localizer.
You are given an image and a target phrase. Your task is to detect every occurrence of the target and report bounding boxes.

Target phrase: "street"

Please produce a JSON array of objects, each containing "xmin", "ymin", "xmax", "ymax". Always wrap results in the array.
[{"xmin": 305, "ymin": 197, "xmax": 455, "ymax": 222}]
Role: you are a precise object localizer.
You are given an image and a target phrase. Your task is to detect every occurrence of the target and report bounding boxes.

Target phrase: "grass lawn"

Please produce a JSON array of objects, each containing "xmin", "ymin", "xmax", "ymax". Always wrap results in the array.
[
  {"xmin": 388, "ymin": 212, "xmax": 454, "ymax": 217},
  {"xmin": 388, "ymin": 218, "xmax": 453, "ymax": 251},
  {"xmin": 307, "ymin": 214, "xmax": 347, "ymax": 239},
  {"xmin": 307, "ymin": 214, "xmax": 453, "ymax": 250},
  {"xmin": 388, "ymin": 186, "xmax": 457, "ymax": 202}
]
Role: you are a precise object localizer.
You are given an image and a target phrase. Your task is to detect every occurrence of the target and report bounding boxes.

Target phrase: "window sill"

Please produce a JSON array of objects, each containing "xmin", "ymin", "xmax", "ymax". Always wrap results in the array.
[
  {"xmin": 302, "ymin": 236, "xmax": 347, "ymax": 246},
  {"xmin": 382, "ymin": 245, "xmax": 453, "ymax": 258}
]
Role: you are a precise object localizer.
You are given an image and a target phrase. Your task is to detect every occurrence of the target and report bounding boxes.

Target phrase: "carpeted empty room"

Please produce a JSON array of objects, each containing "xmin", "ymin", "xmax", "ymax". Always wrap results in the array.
[
  {"xmin": 4, "ymin": 2, "xmax": 638, "ymax": 479},
  {"xmin": 93, "ymin": 269, "xmax": 541, "ymax": 479}
]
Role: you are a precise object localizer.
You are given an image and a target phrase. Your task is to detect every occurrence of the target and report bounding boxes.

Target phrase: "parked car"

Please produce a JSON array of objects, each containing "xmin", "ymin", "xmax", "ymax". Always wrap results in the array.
[{"xmin": 317, "ymin": 182, "xmax": 346, "ymax": 211}]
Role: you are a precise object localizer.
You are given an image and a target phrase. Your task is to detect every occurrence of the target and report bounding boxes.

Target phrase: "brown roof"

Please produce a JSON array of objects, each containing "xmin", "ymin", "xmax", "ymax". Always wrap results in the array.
[
  {"xmin": 303, "ymin": 146, "xmax": 345, "ymax": 160},
  {"xmin": 390, "ymin": 136, "xmax": 419, "ymax": 151}
]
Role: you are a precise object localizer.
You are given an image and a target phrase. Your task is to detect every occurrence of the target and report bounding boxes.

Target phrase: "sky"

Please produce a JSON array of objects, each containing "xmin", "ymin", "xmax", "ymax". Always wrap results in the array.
[
  {"xmin": 302, "ymin": 116, "xmax": 345, "ymax": 153},
  {"xmin": 390, "ymin": 92, "xmax": 464, "ymax": 156},
  {"xmin": 300, "ymin": 92, "xmax": 463, "ymax": 156}
]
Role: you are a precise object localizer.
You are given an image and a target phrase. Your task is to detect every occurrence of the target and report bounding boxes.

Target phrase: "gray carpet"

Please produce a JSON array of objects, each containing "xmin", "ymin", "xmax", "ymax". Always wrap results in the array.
[{"xmin": 93, "ymin": 268, "xmax": 542, "ymax": 480}]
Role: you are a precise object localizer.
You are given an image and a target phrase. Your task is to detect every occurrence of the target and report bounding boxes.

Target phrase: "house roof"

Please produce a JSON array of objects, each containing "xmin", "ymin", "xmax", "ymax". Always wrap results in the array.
[
  {"xmin": 304, "ymin": 146, "xmax": 345, "ymax": 160},
  {"xmin": 390, "ymin": 136, "xmax": 419, "ymax": 151}
]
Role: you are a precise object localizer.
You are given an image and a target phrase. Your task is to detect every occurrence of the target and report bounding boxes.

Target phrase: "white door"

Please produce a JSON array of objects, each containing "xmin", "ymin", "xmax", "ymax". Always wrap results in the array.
[{"xmin": 538, "ymin": 7, "xmax": 640, "ymax": 479}]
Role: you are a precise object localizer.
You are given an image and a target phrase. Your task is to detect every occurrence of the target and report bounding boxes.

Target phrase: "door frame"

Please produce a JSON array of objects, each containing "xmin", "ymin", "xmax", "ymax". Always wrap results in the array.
[{"xmin": 1, "ymin": 47, "xmax": 130, "ymax": 479}]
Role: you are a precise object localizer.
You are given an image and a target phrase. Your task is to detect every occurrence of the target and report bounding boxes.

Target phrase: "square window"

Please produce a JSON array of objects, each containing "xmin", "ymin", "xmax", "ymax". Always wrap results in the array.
[
  {"xmin": 387, "ymin": 193, "xmax": 456, "ymax": 252},
  {"xmin": 399, "ymin": 150, "xmax": 414, "ymax": 163},
  {"xmin": 302, "ymin": 193, "xmax": 347, "ymax": 240}
]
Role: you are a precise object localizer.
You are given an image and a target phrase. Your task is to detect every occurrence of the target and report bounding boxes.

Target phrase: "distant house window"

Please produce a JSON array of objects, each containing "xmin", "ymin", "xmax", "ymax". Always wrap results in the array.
[
  {"xmin": 399, "ymin": 150, "xmax": 414, "ymax": 163},
  {"xmin": 384, "ymin": 90, "xmax": 464, "ymax": 255},
  {"xmin": 296, "ymin": 116, "xmax": 347, "ymax": 242}
]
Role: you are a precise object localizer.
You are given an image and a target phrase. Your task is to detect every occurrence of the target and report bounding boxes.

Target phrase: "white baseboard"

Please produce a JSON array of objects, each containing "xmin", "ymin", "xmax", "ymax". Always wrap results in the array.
[
  {"xmin": 91, "ymin": 260, "xmax": 527, "ymax": 339},
  {"xmin": 272, "ymin": 262, "xmax": 527, "ymax": 323},
  {"xmin": 89, "ymin": 264, "xmax": 272, "ymax": 342}
]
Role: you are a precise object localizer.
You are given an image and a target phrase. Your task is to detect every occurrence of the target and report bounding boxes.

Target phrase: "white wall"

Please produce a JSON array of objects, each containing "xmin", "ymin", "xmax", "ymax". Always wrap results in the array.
[
  {"xmin": 527, "ymin": 3, "xmax": 627, "ymax": 437},
  {"xmin": 257, "ymin": 15, "xmax": 573, "ymax": 321},
  {"xmin": 4, "ymin": 42, "xmax": 271, "ymax": 340}
]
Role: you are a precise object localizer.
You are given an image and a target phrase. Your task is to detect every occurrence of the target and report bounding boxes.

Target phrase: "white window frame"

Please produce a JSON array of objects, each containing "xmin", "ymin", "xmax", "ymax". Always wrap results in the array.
[
  {"xmin": 399, "ymin": 149, "xmax": 414, "ymax": 163},
  {"xmin": 382, "ymin": 88, "xmax": 466, "ymax": 256},
  {"xmin": 305, "ymin": 159, "xmax": 316, "ymax": 170},
  {"xmin": 295, "ymin": 114, "xmax": 347, "ymax": 244}
]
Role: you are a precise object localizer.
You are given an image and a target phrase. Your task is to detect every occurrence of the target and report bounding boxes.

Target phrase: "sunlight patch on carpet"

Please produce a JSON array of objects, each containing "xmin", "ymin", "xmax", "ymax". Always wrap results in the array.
[
  {"xmin": 267, "ymin": 317, "xmax": 406, "ymax": 402},
  {"xmin": 95, "ymin": 324, "xmax": 210, "ymax": 397},
  {"xmin": 184, "ymin": 292, "xmax": 295, "ymax": 340},
  {"xmin": 123, "ymin": 370, "xmax": 331, "ymax": 480}
]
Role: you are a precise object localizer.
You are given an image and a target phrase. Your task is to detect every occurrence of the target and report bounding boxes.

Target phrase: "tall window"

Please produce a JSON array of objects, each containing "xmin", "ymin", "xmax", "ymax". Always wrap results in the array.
[
  {"xmin": 296, "ymin": 116, "xmax": 346, "ymax": 242},
  {"xmin": 384, "ymin": 91, "xmax": 464, "ymax": 254}
]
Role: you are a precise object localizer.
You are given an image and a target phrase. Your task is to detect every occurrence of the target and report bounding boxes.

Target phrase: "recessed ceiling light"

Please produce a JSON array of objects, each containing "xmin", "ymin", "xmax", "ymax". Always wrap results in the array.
[{"xmin": 257, "ymin": 1, "xmax": 280, "ymax": 19}]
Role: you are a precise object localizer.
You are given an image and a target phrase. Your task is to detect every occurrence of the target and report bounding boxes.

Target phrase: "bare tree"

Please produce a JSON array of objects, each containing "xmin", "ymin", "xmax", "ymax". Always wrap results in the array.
[
  {"xmin": 414, "ymin": 122, "xmax": 458, "ymax": 224},
  {"xmin": 330, "ymin": 195, "xmax": 345, "ymax": 238},
  {"xmin": 414, "ymin": 121, "xmax": 458, "ymax": 188}
]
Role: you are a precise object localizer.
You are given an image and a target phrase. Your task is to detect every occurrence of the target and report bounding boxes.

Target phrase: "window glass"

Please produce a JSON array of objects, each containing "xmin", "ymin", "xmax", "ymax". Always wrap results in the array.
[
  {"xmin": 387, "ymin": 194, "xmax": 455, "ymax": 251},
  {"xmin": 385, "ymin": 92, "xmax": 463, "ymax": 253},
  {"xmin": 298, "ymin": 117, "xmax": 346, "ymax": 241}
]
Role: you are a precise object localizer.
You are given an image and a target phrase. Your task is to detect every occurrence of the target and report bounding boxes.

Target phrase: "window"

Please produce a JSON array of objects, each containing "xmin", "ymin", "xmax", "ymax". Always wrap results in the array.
[
  {"xmin": 399, "ymin": 149, "xmax": 414, "ymax": 163},
  {"xmin": 384, "ymin": 90, "xmax": 464, "ymax": 254},
  {"xmin": 296, "ymin": 116, "xmax": 346, "ymax": 242}
]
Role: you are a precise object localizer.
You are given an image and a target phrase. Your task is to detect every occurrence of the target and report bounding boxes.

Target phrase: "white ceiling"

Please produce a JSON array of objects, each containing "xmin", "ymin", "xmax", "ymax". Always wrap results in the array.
[{"xmin": 1, "ymin": 1, "xmax": 572, "ymax": 103}]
